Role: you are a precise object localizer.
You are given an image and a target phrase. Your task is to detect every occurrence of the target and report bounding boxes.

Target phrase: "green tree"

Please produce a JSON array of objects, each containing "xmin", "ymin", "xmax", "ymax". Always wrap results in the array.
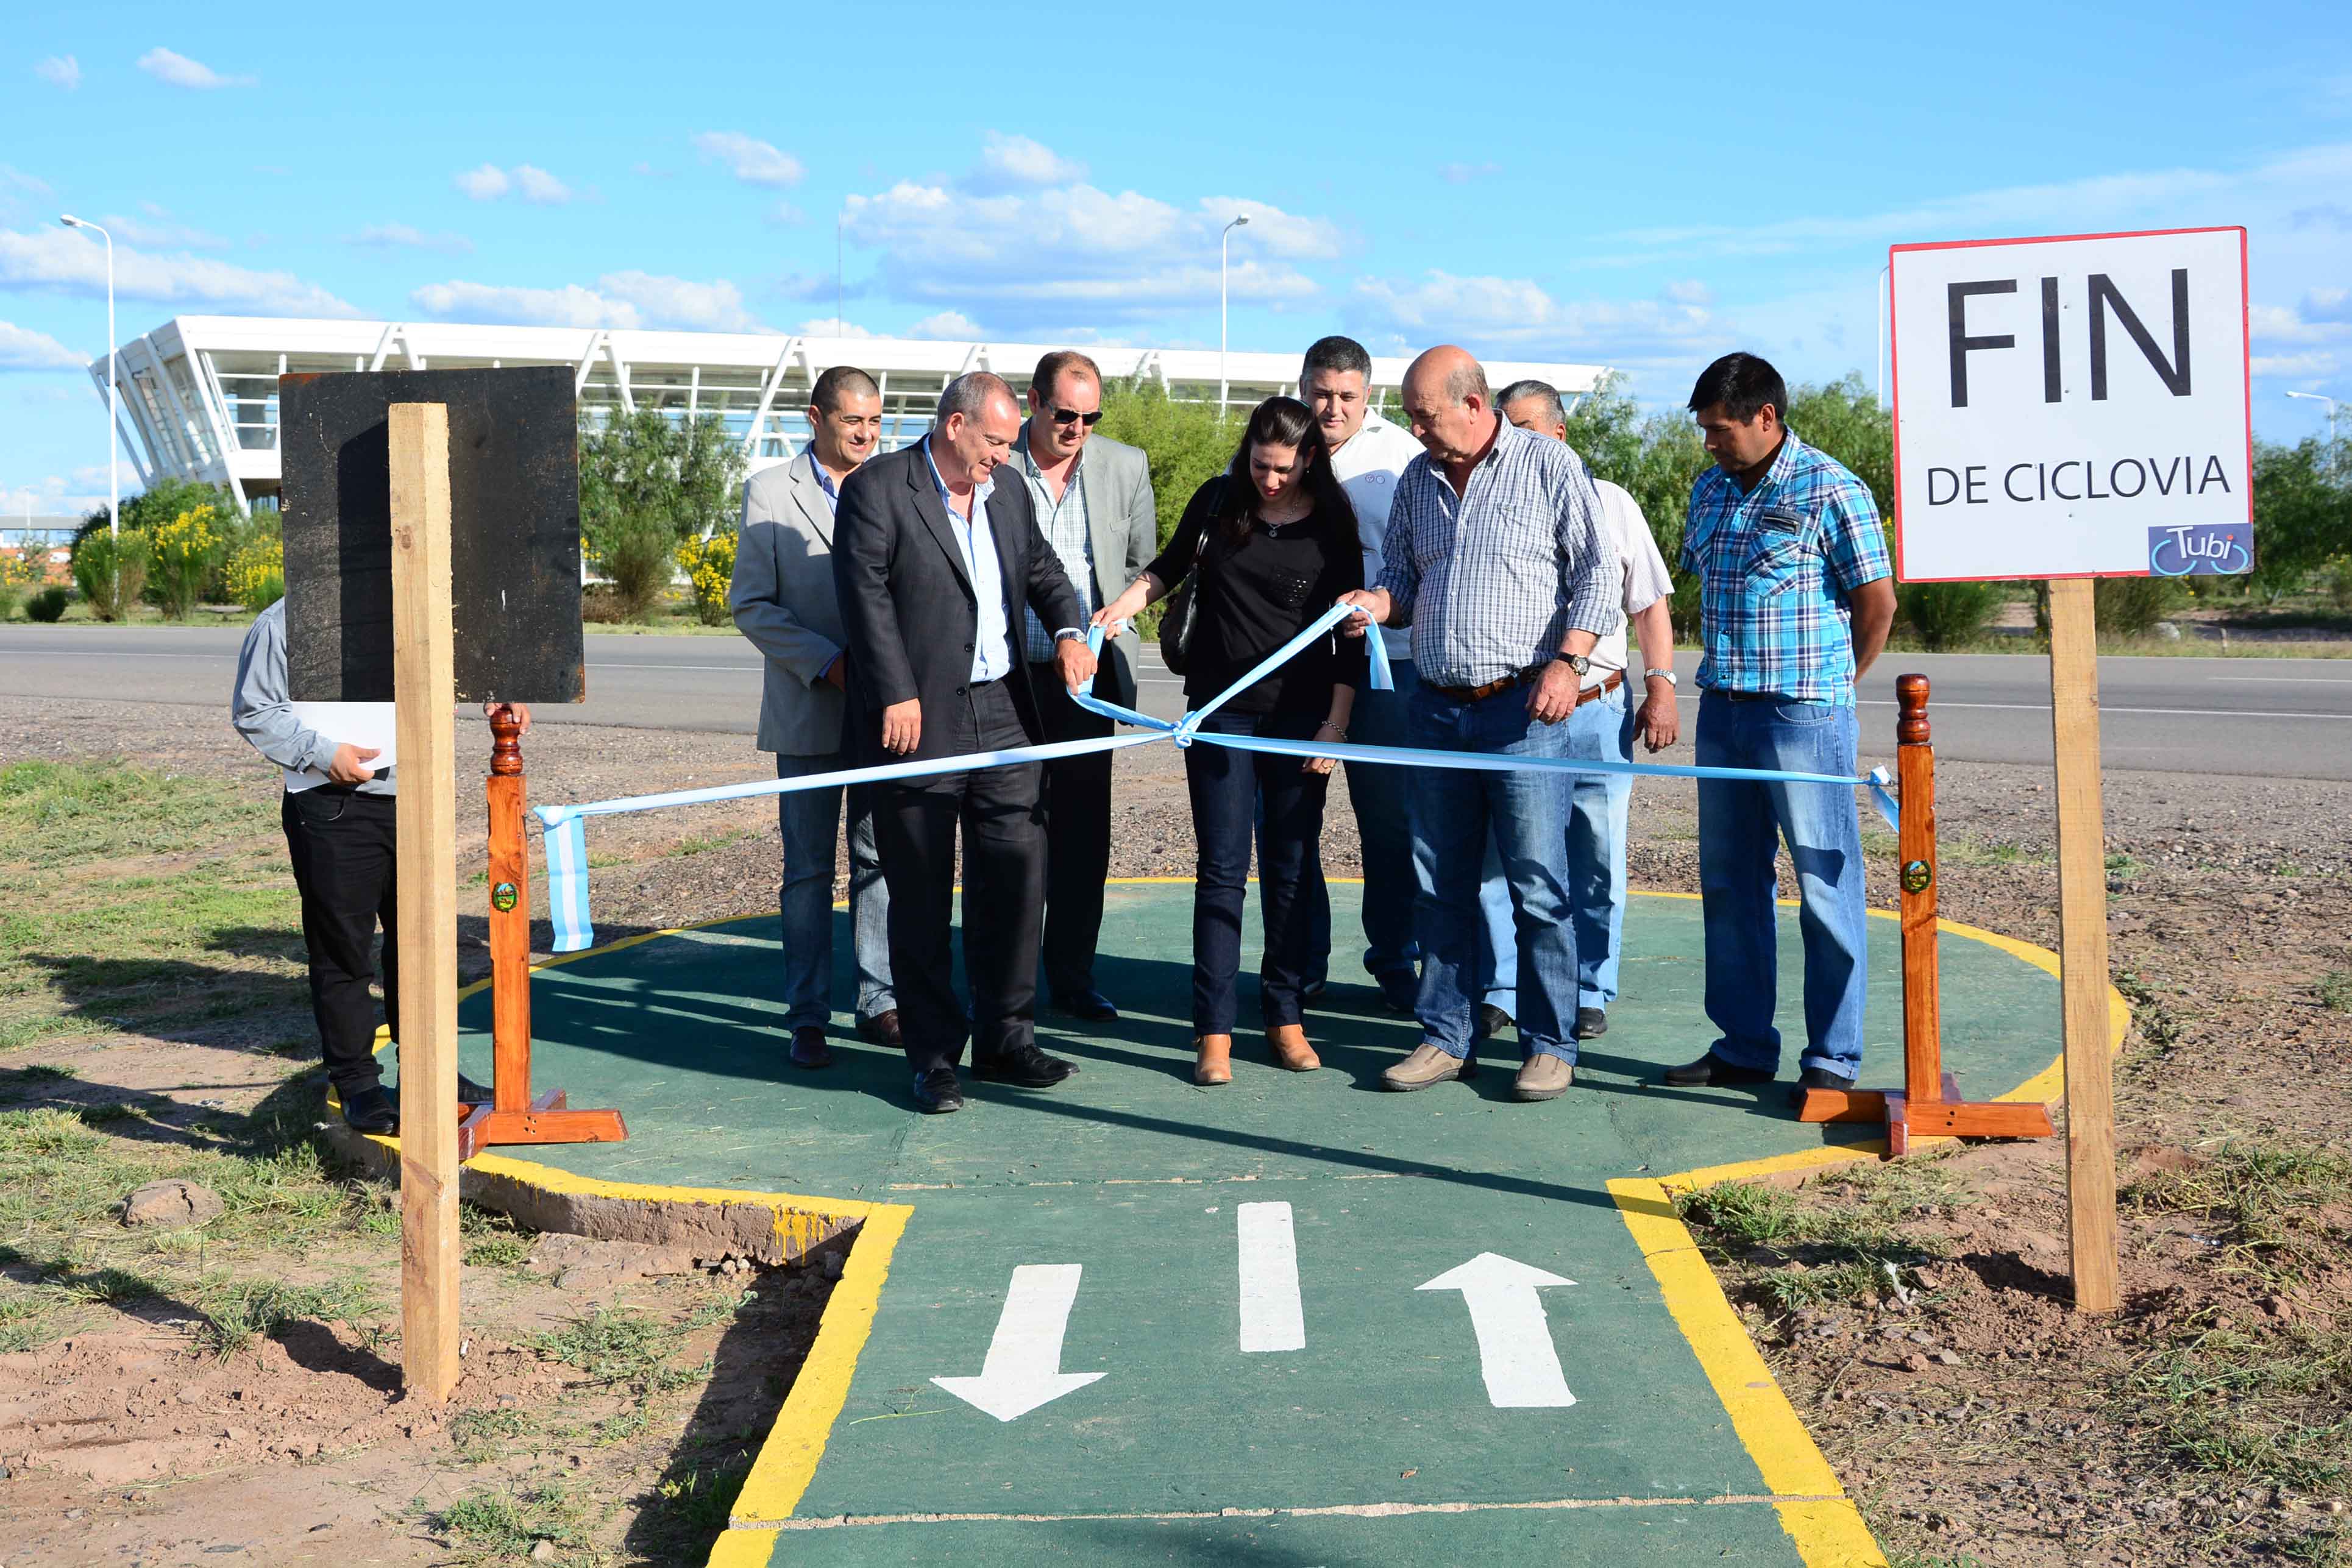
[
  {"xmin": 1563, "ymin": 375, "xmax": 1711, "ymax": 635},
  {"xmin": 578, "ymin": 408, "xmax": 746, "ymax": 622},
  {"xmin": 2245, "ymin": 435, "xmax": 2352, "ymax": 603}
]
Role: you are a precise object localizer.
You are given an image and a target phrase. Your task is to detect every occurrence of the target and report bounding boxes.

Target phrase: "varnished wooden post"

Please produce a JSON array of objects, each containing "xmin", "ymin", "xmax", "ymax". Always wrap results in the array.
[
  {"xmin": 486, "ymin": 710, "xmax": 531, "ymax": 1115},
  {"xmin": 1897, "ymin": 675, "xmax": 1943, "ymax": 1109},
  {"xmin": 2048, "ymin": 578, "xmax": 2120, "ymax": 1314},
  {"xmin": 389, "ymin": 402, "xmax": 461, "ymax": 1402}
]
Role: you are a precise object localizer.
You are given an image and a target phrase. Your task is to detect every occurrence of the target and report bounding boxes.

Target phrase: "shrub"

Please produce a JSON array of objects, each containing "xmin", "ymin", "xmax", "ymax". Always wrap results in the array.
[
  {"xmin": 2095, "ymin": 575, "xmax": 2184, "ymax": 636},
  {"xmin": 1897, "ymin": 580, "xmax": 2004, "ymax": 649},
  {"xmin": 1096, "ymin": 379, "xmax": 1238, "ymax": 552},
  {"xmin": 25, "ymin": 586, "xmax": 69, "ymax": 623},
  {"xmin": 70, "ymin": 530, "xmax": 151, "ymax": 622},
  {"xmin": 579, "ymin": 407, "xmax": 744, "ymax": 624},
  {"xmin": 586, "ymin": 513, "xmax": 677, "ymax": 622},
  {"xmin": 674, "ymin": 530, "xmax": 736, "ymax": 626},
  {"xmin": 2328, "ymin": 556, "xmax": 2352, "ymax": 612},
  {"xmin": 224, "ymin": 534, "xmax": 285, "ymax": 613},
  {"xmin": 149, "ymin": 505, "xmax": 226, "ymax": 619}
]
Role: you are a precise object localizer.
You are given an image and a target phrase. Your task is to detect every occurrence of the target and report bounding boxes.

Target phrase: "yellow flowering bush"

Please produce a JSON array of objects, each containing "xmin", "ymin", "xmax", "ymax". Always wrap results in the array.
[
  {"xmin": 150, "ymin": 505, "xmax": 224, "ymax": 620},
  {"xmin": 675, "ymin": 531, "xmax": 736, "ymax": 626},
  {"xmin": 226, "ymin": 534, "xmax": 285, "ymax": 612}
]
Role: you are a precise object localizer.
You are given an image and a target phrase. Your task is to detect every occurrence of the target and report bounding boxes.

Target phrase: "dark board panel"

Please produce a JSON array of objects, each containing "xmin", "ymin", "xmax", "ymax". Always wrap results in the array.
[{"xmin": 279, "ymin": 365, "xmax": 585, "ymax": 703}]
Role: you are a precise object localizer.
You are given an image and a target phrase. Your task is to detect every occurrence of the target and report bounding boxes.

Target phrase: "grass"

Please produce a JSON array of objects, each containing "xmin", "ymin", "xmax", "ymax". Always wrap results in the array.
[
  {"xmin": 2120, "ymin": 1322, "xmax": 2352, "ymax": 1493},
  {"xmin": 194, "ymin": 1275, "xmax": 379, "ymax": 1359},
  {"xmin": 1674, "ymin": 1157, "xmax": 1970, "ymax": 1311},
  {"xmin": 530, "ymin": 1303, "xmax": 708, "ymax": 1394},
  {"xmin": 2319, "ymin": 970, "xmax": 2352, "ymax": 1015},
  {"xmin": 2120, "ymin": 1140, "xmax": 2352, "ymax": 1285},
  {"xmin": 430, "ymin": 1475, "xmax": 600, "ymax": 1559}
]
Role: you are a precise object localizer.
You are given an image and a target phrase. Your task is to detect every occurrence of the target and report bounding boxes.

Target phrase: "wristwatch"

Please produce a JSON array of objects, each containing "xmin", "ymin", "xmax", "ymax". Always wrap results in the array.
[
  {"xmin": 1561, "ymin": 653, "xmax": 1591, "ymax": 678},
  {"xmin": 1643, "ymin": 667, "xmax": 1679, "ymax": 687}
]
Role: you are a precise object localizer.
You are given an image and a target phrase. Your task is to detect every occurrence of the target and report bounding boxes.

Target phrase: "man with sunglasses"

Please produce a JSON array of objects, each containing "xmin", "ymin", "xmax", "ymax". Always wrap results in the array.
[{"xmin": 1012, "ymin": 350, "xmax": 1158, "ymax": 1023}]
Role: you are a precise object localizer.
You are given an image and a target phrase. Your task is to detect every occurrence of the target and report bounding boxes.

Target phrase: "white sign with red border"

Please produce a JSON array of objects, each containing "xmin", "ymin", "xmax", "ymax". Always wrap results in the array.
[{"xmin": 1890, "ymin": 227, "xmax": 2251, "ymax": 583}]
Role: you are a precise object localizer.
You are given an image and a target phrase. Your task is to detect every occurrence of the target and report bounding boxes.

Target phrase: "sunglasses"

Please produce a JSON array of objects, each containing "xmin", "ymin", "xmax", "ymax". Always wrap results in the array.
[{"xmin": 1050, "ymin": 406, "xmax": 1105, "ymax": 427}]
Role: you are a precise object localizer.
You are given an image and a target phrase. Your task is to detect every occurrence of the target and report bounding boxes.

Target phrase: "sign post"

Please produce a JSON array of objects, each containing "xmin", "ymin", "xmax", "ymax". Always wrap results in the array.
[{"xmin": 1888, "ymin": 226, "xmax": 2252, "ymax": 1313}]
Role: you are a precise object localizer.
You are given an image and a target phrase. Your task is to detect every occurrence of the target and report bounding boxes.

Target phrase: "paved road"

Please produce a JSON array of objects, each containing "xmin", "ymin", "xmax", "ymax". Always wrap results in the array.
[{"xmin": 5, "ymin": 625, "xmax": 2348, "ymax": 779}]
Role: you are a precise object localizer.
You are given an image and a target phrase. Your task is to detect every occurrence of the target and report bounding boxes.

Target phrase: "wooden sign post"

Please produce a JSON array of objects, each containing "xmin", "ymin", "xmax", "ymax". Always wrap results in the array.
[
  {"xmin": 388, "ymin": 402, "xmax": 461, "ymax": 1400},
  {"xmin": 1888, "ymin": 225, "xmax": 2252, "ymax": 1313}
]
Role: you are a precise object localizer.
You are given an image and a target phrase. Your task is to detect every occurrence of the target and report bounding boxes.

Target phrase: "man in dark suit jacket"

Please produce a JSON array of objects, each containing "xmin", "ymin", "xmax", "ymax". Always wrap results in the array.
[{"xmin": 834, "ymin": 371, "xmax": 1098, "ymax": 1113}]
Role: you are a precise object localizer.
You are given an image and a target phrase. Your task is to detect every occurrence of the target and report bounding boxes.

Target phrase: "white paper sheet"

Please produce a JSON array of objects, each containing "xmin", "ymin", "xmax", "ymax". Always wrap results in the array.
[{"xmin": 283, "ymin": 701, "xmax": 397, "ymax": 792}]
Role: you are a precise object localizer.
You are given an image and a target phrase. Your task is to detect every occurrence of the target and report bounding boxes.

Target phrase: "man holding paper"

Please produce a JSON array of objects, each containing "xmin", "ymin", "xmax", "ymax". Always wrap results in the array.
[{"xmin": 232, "ymin": 597, "xmax": 527, "ymax": 1133}]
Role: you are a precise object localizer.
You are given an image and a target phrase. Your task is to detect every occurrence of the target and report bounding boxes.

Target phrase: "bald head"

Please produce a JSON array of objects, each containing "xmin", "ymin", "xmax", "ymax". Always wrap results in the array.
[
  {"xmin": 934, "ymin": 371, "xmax": 1022, "ymax": 488},
  {"xmin": 1399, "ymin": 345, "xmax": 1496, "ymax": 466}
]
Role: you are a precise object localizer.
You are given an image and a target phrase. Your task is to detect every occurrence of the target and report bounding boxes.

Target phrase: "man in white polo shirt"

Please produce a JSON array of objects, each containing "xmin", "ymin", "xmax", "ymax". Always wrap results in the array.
[
  {"xmin": 1292, "ymin": 335, "xmax": 1513, "ymax": 1021},
  {"xmin": 1499, "ymin": 379, "xmax": 1680, "ymax": 1040}
]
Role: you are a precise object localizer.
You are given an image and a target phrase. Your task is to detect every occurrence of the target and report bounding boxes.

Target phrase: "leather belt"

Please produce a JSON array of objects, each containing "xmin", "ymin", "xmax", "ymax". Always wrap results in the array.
[{"xmin": 1427, "ymin": 667, "xmax": 1625, "ymax": 706}]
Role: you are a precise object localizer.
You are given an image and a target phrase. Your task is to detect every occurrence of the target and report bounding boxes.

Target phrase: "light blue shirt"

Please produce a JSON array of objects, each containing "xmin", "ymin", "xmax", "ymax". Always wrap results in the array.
[
  {"xmin": 808, "ymin": 450, "xmax": 840, "ymax": 516},
  {"xmin": 922, "ymin": 436, "xmax": 1013, "ymax": 683}
]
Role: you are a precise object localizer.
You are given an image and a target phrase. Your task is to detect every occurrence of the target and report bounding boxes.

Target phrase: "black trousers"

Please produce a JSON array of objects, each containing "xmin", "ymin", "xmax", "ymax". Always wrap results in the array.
[
  {"xmin": 875, "ymin": 678, "xmax": 1048, "ymax": 1076},
  {"xmin": 279, "ymin": 787, "xmax": 398, "ymax": 1093},
  {"xmin": 1025, "ymin": 661, "xmax": 1115, "ymax": 998}
]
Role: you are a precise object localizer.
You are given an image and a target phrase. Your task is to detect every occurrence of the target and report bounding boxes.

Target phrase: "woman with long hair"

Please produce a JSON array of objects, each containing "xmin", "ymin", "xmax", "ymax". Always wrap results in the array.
[{"xmin": 1093, "ymin": 397, "xmax": 1365, "ymax": 1085}]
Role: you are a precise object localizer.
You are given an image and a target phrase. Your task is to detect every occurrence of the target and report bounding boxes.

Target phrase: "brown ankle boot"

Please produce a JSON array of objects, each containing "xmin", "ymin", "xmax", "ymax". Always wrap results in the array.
[
  {"xmin": 1193, "ymin": 1034, "xmax": 1233, "ymax": 1085},
  {"xmin": 1265, "ymin": 1023, "xmax": 1321, "ymax": 1073}
]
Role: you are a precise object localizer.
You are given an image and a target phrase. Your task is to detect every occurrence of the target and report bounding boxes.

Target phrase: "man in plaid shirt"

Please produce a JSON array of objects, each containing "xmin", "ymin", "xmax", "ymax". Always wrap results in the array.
[
  {"xmin": 1663, "ymin": 353, "xmax": 1895, "ymax": 1102},
  {"xmin": 1341, "ymin": 346, "xmax": 1621, "ymax": 1104}
]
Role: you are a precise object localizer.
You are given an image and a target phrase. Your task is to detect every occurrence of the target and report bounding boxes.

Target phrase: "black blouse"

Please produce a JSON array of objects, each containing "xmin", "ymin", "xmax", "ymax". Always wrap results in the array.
[{"xmin": 1145, "ymin": 478, "xmax": 1367, "ymax": 717}]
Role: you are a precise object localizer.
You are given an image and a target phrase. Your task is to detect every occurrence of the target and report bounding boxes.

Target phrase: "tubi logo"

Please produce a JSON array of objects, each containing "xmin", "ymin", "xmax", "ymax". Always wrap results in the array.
[{"xmin": 2147, "ymin": 524, "xmax": 2253, "ymax": 577}]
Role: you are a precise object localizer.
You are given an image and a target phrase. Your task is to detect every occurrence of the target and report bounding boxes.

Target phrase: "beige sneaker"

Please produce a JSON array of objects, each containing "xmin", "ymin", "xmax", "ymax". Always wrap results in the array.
[
  {"xmin": 1382, "ymin": 1043, "xmax": 1473, "ymax": 1092},
  {"xmin": 1513, "ymin": 1055, "xmax": 1574, "ymax": 1102}
]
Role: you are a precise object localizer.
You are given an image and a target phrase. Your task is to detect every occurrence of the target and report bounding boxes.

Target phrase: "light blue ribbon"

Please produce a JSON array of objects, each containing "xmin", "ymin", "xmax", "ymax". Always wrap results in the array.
[{"xmin": 532, "ymin": 600, "xmax": 1885, "ymax": 953}]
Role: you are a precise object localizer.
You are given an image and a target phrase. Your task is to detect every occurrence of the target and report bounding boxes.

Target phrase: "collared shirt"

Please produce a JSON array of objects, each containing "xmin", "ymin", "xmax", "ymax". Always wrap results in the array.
[
  {"xmin": 1329, "ymin": 413, "xmax": 1423, "ymax": 664},
  {"xmin": 1587, "ymin": 479, "xmax": 1676, "ymax": 684},
  {"xmin": 1680, "ymin": 430, "xmax": 1892, "ymax": 705},
  {"xmin": 1018, "ymin": 439, "xmax": 1093, "ymax": 664},
  {"xmin": 808, "ymin": 450, "xmax": 840, "ymax": 516},
  {"xmin": 1374, "ymin": 418, "xmax": 1622, "ymax": 689},
  {"xmin": 921, "ymin": 436, "xmax": 1012, "ymax": 683},
  {"xmin": 230, "ymin": 598, "xmax": 397, "ymax": 795}
]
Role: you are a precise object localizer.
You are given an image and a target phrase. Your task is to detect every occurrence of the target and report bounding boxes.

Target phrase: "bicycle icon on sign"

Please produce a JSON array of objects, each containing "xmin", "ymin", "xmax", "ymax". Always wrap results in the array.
[{"xmin": 2147, "ymin": 525, "xmax": 2253, "ymax": 578}]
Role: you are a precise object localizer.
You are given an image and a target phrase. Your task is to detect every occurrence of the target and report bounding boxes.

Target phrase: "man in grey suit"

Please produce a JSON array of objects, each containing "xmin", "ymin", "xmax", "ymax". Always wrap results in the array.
[
  {"xmin": 1011, "ymin": 350, "xmax": 1158, "ymax": 1022},
  {"xmin": 728, "ymin": 364, "xmax": 897, "ymax": 1070}
]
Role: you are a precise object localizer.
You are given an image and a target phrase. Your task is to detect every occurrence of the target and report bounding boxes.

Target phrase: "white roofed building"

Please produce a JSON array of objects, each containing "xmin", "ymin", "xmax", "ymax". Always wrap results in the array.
[{"xmin": 86, "ymin": 315, "xmax": 1612, "ymax": 509}]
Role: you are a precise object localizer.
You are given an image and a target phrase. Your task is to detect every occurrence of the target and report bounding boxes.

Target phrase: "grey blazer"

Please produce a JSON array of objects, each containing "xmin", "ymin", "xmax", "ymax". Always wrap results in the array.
[
  {"xmin": 1011, "ymin": 427, "xmax": 1158, "ymax": 711},
  {"xmin": 728, "ymin": 453, "xmax": 852, "ymax": 756}
]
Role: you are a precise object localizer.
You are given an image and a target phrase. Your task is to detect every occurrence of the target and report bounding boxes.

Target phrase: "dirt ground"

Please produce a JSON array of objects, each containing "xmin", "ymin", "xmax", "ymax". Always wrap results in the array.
[{"xmin": 2, "ymin": 691, "xmax": 2349, "ymax": 1564}]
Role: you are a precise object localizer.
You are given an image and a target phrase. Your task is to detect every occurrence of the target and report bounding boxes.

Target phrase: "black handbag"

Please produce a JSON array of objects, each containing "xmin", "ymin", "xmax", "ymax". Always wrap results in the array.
[{"xmin": 1157, "ymin": 483, "xmax": 1221, "ymax": 676}]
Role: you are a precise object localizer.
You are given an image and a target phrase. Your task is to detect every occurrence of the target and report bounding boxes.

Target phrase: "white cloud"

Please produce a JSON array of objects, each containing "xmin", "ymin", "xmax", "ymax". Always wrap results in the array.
[
  {"xmin": 136, "ymin": 48, "xmax": 254, "ymax": 90},
  {"xmin": 349, "ymin": 222, "xmax": 474, "ymax": 254},
  {"xmin": 0, "ymin": 225, "xmax": 358, "ymax": 316},
  {"xmin": 971, "ymin": 133, "xmax": 1085, "ymax": 191},
  {"xmin": 413, "ymin": 271, "xmax": 764, "ymax": 332},
  {"xmin": 795, "ymin": 317, "xmax": 873, "ymax": 339},
  {"xmin": 908, "ymin": 310, "xmax": 980, "ymax": 340},
  {"xmin": 1350, "ymin": 271, "xmax": 1728, "ymax": 372},
  {"xmin": 1665, "ymin": 279, "xmax": 1713, "ymax": 305},
  {"xmin": 455, "ymin": 164, "xmax": 574, "ymax": 204},
  {"xmin": 1439, "ymin": 161, "xmax": 1499, "ymax": 185},
  {"xmin": 35, "ymin": 55, "xmax": 80, "ymax": 90},
  {"xmin": 2252, "ymin": 351, "xmax": 2341, "ymax": 380},
  {"xmin": 770, "ymin": 202, "xmax": 806, "ymax": 227},
  {"xmin": 693, "ymin": 132, "xmax": 805, "ymax": 188},
  {"xmin": 1201, "ymin": 198, "xmax": 1346, "ymax": 261},
  {"xmin": 104, "ymin": 211, "xmax": 231, "ymax": 250},
  {"xmin": 0, "ymin": 320, "xmax": 85, "ymax": 371}
]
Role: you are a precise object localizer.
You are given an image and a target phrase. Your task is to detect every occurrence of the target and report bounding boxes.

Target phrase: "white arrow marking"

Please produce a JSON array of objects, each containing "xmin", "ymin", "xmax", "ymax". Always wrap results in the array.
[
  {"xmin": 1416, "ymin": 1252, "xmax": 1577, "ymax": 1408},
  {"xmin": 1237, "ymin": 1201, "xmax": 1304, "ymax": 1353},
  {"xmin": 931, "ymin": 1264, "xmax": 1106, "ymax": 1422}
]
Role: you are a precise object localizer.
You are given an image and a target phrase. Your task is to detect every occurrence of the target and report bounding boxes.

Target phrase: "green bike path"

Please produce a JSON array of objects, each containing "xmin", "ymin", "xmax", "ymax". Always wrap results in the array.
[{"xmin": 441, "ymin": 884, "xmax": 2072, "ymax": 1566}]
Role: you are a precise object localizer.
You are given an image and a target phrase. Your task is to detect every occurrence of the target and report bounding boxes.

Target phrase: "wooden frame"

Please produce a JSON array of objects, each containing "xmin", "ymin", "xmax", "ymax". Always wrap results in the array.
[
  {"xmin": 1797, "ymin": 674, "xmax": 2057, "ymax": 1154},
  {"xmin": 457, "ymin": 707, "xmax": 629, "ymax": 1162}
]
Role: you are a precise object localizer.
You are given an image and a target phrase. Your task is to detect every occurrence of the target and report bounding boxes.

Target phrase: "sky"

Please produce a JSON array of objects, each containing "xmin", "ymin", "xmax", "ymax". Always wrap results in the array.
[{"xmin": 4, "ymin": 0, "xmax": 2349, "ymax": 515}]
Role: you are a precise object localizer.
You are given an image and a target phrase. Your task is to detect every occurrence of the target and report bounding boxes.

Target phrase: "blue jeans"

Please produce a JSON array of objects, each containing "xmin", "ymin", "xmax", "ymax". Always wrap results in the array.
[
  {"xmin": 1693, "ymin": 693, "xmax": 1867, "ymax": 1079},
  {"xmin": 775, "ymin": 751, "xmax": 894, "ymax": 1030},
  {"xmin": 1473, "ymin": 683, "xmax": 1630, "ymax": 1016},
  {"xmin": 1407, "ymin": 683, "xmax": 1579, "ymax": 1064},
  {"xmin": 1188, "ymin": 712, "xmax": 1330, "ymax": 1035}
]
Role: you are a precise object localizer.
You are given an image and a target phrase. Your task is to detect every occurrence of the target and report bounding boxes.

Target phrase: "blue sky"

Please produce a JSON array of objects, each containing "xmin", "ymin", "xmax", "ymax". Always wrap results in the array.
[{"xmin": 4, "ymin": 0, "xmax": 2349, "ymax": 514}]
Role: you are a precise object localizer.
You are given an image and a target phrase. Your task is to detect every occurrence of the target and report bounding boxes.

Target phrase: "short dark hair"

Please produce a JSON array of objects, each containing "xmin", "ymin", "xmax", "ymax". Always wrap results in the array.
[
  {"xmin": 1300, "ymin": 335, "xmax": 1373, "ymax": 383},
  {"xmin": 1687, "ymin": 352, "xmax": 1786, "ymax": 425},
  {"xmin": 1029, "ymin": 350, "xmax": 1103, "ymax": 401},
  {"xmin": 939, "ymin": 370, "xmax": 1015, "ymax": 424},
  {"xmin": 810, "ymin": 364, "xmax": 879, "ymax": 416},
  {"xmin": 1496, "ymin": 379, "xmax": 1564, "ymax": 427}
]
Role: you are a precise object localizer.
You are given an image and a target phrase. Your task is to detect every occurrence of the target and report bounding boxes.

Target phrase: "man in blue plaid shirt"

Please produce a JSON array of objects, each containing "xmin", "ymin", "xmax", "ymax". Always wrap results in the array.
[
  {"xmin": 1663, "ymin": 353, "xmax": 1895, "ymax": 1102},
  {"xmin": 1341, "ymin": 346, "xmax": 1621, "ymax": 1105}
]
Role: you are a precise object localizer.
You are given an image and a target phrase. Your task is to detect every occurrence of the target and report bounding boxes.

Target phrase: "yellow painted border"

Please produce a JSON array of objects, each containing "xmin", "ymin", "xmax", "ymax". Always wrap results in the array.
[{"xmin": 352, "ymin": 882, "xmax": 2125, "ymax": 1567}]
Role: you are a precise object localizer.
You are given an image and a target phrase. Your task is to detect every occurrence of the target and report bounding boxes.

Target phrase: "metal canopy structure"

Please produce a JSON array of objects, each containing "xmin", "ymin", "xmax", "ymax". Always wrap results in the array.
[{"xmin": 86, "ymin": 314, "xmax": 1613, "ymax": 508}]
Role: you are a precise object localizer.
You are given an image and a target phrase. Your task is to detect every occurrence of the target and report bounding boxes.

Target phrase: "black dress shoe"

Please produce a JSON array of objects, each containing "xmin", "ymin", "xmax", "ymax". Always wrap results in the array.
[
  {"xmin": 340, "ymin": 1083, "xmax": 399, "ymax": 1134},
  {"xmin": 789, "ymin": 1026, "xmax": 834, "ymax": 1070},
  {"xmin": 1051, "ymin": 989, "xmax": 1120, "ymax": 1023},
  {"xmin": 1477, "ymin": 1002, "xmax": 1515, "ymax": 1041},
  {"xmin": 1788, "ymin": 1066, "xmax": 1858, "ymax": 1108},
  {"xmin": 972, "ymin": 1043, "xmax": 1078, "ymax": 1087},
  {"xmin": 911, "ymin": 1067, "xmax": 965, "ymax": 1114},
  {"xmin": 1374, "ymin": 968, "xmax": 1419, "ymax": 1016},
  {"xmin": 856, "ymin": 1009, "xmax": 903, "ymax": 1048},
  {"xmin": 457, "ymin": 1072, "xmax": 495, "ymax": 1105},
  {"xmin": 1661, "ymin": 1051, "xmax": 1776, "ymax": 1088},
  {"xmin": 1573, "ymin": 1007, "xmax": 1608, "ymax": 1040}
]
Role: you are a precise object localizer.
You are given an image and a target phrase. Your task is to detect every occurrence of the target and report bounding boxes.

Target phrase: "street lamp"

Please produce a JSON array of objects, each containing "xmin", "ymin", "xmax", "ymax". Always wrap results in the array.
[
  {"xmin": 2286, "ymin": 391, "xmax": 2343, "ymax": 478},
  {"xmin": 59, "ymin": 215, "xmax": 118, "ymax": 556},
  {"xmin": 1220, "ymin": 213, "xmax": 1249, "ymax": 417}
]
